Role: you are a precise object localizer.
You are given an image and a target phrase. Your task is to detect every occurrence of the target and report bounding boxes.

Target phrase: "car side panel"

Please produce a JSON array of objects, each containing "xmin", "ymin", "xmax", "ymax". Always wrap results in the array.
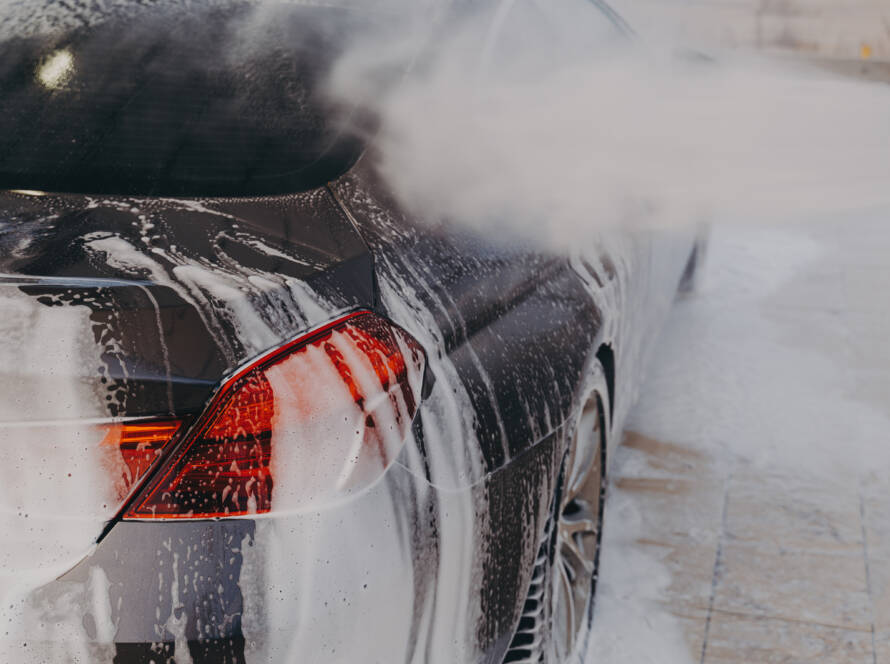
[
  {"xmin": 0, "ymin": 161, "xmax": 694, "ymax": 662},
  {"xmin": 329, "ymin": 157, "xmax": 695, "ymax": 659}
]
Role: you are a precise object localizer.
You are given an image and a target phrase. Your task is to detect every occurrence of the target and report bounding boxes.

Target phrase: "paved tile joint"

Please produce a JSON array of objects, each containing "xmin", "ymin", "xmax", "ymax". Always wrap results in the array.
[
  {"xmin": 603, "ymin": 213, "xmax": 890, "ymax": 663},
  {"xmin": 612, "ymin": 431, "xmax": 890, "ymax": 663}
]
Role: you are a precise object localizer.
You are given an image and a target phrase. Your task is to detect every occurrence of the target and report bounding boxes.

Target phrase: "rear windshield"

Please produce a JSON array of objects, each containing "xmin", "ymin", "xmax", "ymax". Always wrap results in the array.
[{"xmin": 0, "ymin": 3, "xmax": 371, "ymax": 197}]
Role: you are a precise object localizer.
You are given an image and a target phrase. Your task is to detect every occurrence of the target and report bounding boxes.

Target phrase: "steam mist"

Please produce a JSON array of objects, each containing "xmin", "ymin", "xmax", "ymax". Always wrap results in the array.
[
  {"xmin": 2, "ymin": 0, "xmax": 889, "ymax": 243},
  {"xmin": 325, "ymin": 0, "xmax": 890, "ymax": 249}
]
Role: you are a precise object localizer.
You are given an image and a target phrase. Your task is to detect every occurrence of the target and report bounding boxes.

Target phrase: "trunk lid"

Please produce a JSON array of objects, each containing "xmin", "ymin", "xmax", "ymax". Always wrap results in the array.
[{"xmin": 0, "ymin": 187, "xmax": 372, "ymax": 589}]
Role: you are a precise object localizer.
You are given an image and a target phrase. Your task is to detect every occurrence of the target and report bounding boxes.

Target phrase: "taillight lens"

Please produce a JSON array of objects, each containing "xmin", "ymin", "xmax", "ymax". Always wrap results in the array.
[{"xmin": 123, "ymin": 311, "xmax": 425, "ymax": 520}]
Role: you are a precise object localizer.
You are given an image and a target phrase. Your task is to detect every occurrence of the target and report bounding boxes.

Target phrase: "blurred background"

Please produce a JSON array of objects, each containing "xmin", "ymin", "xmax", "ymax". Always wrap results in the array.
[
  {"xmin": 614, "ymin": 0, "xmax": 890, "ymax": 63},
  {"xmin": 587, "ymin": 3, "xmax": 890, "ymax": 663}
]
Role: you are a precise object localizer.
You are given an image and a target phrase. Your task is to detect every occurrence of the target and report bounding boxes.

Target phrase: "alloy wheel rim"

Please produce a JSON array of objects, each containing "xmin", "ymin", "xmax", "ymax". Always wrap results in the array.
[{"xmin": 552, "ymin": 397, "xmax": 604, "ymax": 660}]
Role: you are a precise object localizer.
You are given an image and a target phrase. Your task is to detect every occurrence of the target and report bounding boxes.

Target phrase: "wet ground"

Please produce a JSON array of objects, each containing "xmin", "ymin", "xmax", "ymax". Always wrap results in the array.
[{"xmin": 589, "ymin": 212, "xmax": 890, "ymax": 663}]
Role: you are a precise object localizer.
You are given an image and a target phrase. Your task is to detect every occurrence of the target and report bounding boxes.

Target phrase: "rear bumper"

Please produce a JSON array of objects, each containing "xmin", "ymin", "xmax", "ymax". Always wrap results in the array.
[{"xmin": 1, "ymin": 431, "xmax": 562, "ymax": 664}]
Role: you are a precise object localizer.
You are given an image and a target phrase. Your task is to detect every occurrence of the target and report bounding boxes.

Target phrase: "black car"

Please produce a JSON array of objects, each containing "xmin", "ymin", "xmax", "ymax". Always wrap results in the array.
[{"xmin": 0, "ymin": 1, "xmax": 701, "ymax": 662}]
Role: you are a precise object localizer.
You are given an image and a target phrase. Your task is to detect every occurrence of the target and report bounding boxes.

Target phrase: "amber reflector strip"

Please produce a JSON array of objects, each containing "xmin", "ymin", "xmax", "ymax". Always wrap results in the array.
[{"xmin": 101, "ymin": 420, "xmax": 182, "ymax": 502}]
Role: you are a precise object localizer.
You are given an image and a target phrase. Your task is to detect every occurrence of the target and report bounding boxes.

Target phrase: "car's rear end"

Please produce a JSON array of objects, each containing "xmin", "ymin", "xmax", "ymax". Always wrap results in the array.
[
  {"xmin": 0, "ymin": 1, "xmax": 671, "ymax": 661},
  {"xmin": 0, "ymin": 4, "xmax": 452, "ymax": 661},
  {"xmin": 0, "ymin": 175, "xmax": 444, "ymax": 656},
  {"xmin": 0, "ymin": 183, "xmax": 549, "ymax": 663}
]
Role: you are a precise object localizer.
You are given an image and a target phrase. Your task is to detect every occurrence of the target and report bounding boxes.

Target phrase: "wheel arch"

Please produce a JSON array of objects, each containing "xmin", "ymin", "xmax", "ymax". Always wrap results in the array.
[{"xmin": 595, "ymin": 342, "xmax": 616, "ymax": 422}]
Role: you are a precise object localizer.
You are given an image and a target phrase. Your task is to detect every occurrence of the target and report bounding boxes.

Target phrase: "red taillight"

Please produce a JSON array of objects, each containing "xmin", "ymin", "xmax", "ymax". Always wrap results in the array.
[{"xmin": 123, "ymin": 311, "xmax": 425, "ymax": 520}]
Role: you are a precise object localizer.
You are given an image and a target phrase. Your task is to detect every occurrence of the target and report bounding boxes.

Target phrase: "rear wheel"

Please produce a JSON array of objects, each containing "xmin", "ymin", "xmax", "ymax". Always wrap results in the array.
[
  {"xmin": 502, "ymin": 390, "xmax": 608, "ymax": 664},
  {"xmin": 552, "ymin": 396, "xmax": 606, "ymax": 662}
]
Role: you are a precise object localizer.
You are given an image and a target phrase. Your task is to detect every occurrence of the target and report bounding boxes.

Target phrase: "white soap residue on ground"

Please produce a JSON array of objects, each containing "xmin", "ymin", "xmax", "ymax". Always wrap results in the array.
[
  {"xmin": 586, "ymin": 216, "xmax": 890, "ymax": 663},
  {"xmin": 628, "ymin": 221, "xmax": 890, "ymax": 479},
  {"xmin": 587, "ymin": 489, "xmax": 692, "ymax": 663}
]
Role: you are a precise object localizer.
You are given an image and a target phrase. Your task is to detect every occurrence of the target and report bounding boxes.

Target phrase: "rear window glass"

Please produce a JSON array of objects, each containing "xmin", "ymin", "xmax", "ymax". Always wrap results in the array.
[{"xmin": 0, "ymin": 4, "xmax": 373, "ymax": 196}]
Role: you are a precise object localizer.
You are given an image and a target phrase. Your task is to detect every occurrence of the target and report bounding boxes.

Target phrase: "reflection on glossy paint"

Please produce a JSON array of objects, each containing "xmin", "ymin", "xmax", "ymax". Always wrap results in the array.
[
  {"xmin": 36, "ymin": 49, "xmax": 74, "ymax": 89},
  {"xmin": 8, "ymin": 189, "xmax": 47, "ymax": 196}
]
